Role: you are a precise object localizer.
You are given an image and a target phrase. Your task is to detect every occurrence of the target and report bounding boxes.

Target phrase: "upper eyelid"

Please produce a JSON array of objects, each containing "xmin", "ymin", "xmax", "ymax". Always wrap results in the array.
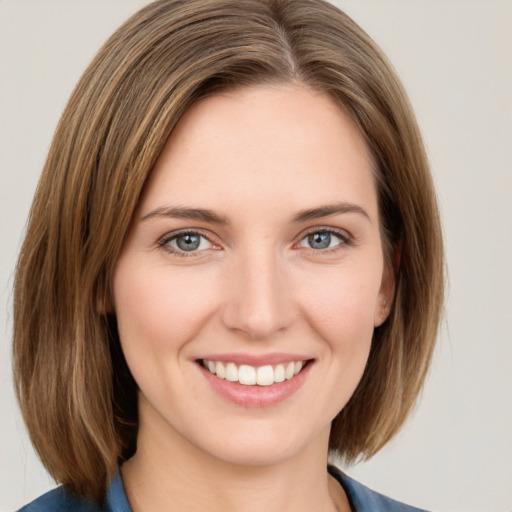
[
  {"xmin": 297, "ymin": 225, "xmax": 352, "ymax": 241},
  {"xmin": 159, "ymin": 228, "xmax": 215, "ymax": 244}
]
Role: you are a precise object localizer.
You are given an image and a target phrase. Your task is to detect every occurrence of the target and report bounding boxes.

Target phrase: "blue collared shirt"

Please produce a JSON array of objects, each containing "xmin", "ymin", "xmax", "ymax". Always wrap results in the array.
[{"xmin": 17, "ymin": 466, "xmax": 429, "ymax": 512}]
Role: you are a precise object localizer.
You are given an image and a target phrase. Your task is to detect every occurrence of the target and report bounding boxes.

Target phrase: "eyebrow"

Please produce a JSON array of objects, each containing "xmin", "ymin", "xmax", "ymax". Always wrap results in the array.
[
  {"xmin": 292, "ymin": 202, "xmax": 371, "ymax": 223},
  {"xmin": 141, "ymin": 202, "xmax": 370, "ymax": 225},
  {"xmin": 141, "ymin": 206, "xmax": 229, "ymax": 225}
]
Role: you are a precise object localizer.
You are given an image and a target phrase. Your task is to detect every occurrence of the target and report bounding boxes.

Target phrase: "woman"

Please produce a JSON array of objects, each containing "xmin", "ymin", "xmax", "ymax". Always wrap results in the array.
[{"xmin": 13, "ymin": 1, "xmax": 444, "ymax": 511}]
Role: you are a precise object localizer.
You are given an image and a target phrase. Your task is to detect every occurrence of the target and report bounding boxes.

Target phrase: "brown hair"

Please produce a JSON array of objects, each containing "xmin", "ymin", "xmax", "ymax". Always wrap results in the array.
[{"xmin": 13, "ymin": 0, "xmax": 444, "ymax": 503}]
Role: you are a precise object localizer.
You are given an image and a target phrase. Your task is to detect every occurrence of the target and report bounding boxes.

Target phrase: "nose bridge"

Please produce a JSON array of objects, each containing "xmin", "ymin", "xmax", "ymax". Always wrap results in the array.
[{"xmin": 222, "ymin": 243, "xmax": 294, "ymax": 340}]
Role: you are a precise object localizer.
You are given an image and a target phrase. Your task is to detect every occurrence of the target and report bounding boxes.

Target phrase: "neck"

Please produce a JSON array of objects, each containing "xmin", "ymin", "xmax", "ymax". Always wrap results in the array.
[{"xmin": 121, "ymin": 401, "xmax": 349, "ymax": 512}]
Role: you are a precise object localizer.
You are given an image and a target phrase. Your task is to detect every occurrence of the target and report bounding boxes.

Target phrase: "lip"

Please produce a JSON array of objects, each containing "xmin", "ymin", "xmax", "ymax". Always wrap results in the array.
[{"xmin": 196, "ymin": 355, "xmax": 314, "ymax": 408}]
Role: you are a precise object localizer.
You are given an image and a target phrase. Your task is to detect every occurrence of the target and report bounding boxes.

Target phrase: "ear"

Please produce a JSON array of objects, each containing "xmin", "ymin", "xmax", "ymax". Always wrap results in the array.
[
  {"xmin": 96, "ymin": 287, "xmax": 115, "ymax": 316},
  {"xmin": 374, "ymin": 242, "xmax": 400, "ymax": 327},
  {"xmin": 374, "ymin": 262, "xmax": 395, "ymax": 327}
]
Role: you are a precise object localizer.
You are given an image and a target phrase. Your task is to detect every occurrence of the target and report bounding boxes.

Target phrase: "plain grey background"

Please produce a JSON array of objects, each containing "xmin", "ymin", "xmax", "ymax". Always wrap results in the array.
[{"xmin": 1, "ymin": 1, "xmax": 511, "ymax": 511}]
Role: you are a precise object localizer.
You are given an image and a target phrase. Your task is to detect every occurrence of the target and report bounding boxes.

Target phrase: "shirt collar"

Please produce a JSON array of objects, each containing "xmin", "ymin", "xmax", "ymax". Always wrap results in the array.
[{"xmin": 105, "ymin": 468, "xmax": 132, "ymax": 512}]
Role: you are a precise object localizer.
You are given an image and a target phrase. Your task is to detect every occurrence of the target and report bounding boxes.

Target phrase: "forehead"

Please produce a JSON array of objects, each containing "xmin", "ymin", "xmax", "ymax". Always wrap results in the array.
[{"xmin": 138, "ymin": 84, "xmax": 377, "ymax": 220}]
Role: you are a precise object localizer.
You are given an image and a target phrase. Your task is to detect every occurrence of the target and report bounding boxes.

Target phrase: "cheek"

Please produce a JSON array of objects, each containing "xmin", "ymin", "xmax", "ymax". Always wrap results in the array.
[
  {"xmin": 112, "ymin": 261, "xmax": 221, "ymax": 357},
  {"xmin": 299, "ymin": 269, "xmax": 381, "ymax": 341}
]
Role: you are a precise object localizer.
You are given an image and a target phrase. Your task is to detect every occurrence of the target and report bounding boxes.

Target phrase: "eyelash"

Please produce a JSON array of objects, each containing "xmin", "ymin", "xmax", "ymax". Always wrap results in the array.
[
  {"xmin": 157, "ymin": 227, "xmax": 352, "ymax": 258},
  {"xmin": 297, "ymin": 227, "xmax": 352, "ymax": 253},
  {"xmin": 157, "ymin": 229, "xmax": 217, "ymax": 258}
]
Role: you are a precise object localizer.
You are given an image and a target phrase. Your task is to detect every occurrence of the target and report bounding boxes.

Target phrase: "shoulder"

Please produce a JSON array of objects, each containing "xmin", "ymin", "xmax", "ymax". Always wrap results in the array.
[
  {"xmin": 16, "ymin": 486, "xmax": 100, "ymax": 512},
  {"xmin": 16, "ymin": 470, "xmax": 131, "ymax": 512},
  {"xmin": 328, "ymin": 466, "xmax": 431, "ymax": 512}
]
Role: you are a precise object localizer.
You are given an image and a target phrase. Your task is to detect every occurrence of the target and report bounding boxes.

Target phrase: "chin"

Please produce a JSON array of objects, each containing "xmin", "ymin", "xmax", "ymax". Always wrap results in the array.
[
  {"xmin": 199, "ymin": 438, "xmax": 307, "ymax": 468},
  {"xmin": 182, "ymin": 415, "xmax": 330, "ymax": 469}
]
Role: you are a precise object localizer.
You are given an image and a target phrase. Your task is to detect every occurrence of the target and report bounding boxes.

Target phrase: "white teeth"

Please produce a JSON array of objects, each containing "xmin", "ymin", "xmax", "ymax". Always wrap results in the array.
[
  {"xmin": 225, "ymin": 362, "xmax": 238, "ymax": 382},
  {"xmin": 285, "ymin": 362, "xmax": 295, "ymax": 380},
  {"xmin": 256, "ymin": 365, "xmax": 274, "ymax": 386},
  {"xmin": 274, "ymin": 364, "xmax": 285, "ymax": 383},
  {"xmin": 215, "ymin": 361, "xmax": 225, "ymax": 379},
  {"xmin": 202, "ymin": 359, "xmax": 307, "ymax": 386},
  {"xmin": 238, "ymin": 365, "xmax": 256, "ymax": 385}
]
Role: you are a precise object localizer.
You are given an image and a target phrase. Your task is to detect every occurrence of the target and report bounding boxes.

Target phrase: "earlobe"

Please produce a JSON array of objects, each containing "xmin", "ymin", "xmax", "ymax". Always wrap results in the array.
[
  {"xmin": 374, "ymin": 293, "xmax": 393, "ymax": 327},
  {"xmin": 374, "ymin": 252, "xmax": 398, "ymax": 327},
  {"xmin": 374, "ymin": 296, "xmax": 391, "ymax": 327},
  {"xmin": 96, "ymin": 289, "xmax": 115, "ymax": 316}
]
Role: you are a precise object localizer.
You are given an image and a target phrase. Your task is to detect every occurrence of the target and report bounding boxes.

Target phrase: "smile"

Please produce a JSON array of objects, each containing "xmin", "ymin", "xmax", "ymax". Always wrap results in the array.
[
  {"xmin": 201, "ymin": 359, "xmax": 306, "ymax": 386},
  {"xmin": 197, "ymin": 354, "xmax": 314, "ymax": 407}
]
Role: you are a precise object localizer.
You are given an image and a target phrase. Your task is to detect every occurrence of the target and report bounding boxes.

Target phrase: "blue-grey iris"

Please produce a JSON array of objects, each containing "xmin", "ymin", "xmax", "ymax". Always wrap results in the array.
[
  {"xmin": 308, "ymin": 232, "xmax": 331, "ymax": 249},
  {"xmin": 176, "ymin": 233, "xmax": 201, "ymax": 251}
]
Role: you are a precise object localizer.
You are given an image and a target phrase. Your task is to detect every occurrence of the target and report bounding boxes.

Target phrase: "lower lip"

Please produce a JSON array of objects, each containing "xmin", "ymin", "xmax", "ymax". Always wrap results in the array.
[{"xmin": 198, "ymin": 361, "xmax": 313, "ymax": 408}]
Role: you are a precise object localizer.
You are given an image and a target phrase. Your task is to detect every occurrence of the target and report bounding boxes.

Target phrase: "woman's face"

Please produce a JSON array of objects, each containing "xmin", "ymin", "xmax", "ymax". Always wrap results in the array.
[{"xmin": 113, "ymin": 84, "xmax": 393, "ymax": 467}]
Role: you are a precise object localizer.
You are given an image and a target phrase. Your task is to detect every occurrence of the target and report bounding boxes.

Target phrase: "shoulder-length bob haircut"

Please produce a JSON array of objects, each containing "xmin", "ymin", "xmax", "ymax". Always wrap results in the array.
[{"xmin": 13, "ymin": 0, "xmax": 444, "ymax": 503}]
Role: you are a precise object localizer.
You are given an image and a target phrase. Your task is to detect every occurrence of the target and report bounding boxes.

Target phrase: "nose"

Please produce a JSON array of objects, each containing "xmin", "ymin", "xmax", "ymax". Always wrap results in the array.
[{"xmin": 221, "ymin": 247, "xmax": 297, "ymax": 340}]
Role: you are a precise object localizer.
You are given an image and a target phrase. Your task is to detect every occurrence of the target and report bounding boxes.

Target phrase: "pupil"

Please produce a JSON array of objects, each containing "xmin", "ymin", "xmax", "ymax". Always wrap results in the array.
[
  {"xmin": 308, "ymin": 232, "xmax": 330, "ymax": 249},
  {"xmin": 177, "ymin": 234, "xmax": 200, "ymax": 251}
]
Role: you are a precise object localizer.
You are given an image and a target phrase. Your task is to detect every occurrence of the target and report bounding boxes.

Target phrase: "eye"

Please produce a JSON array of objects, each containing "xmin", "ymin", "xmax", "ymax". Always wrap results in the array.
[
  {"xmin": 298, "ymin": 230, "xmax": 348, "ymax": 250},
  {"xmin": 159, "ymin": 231, "xmax": 214, "ymax": 255}
]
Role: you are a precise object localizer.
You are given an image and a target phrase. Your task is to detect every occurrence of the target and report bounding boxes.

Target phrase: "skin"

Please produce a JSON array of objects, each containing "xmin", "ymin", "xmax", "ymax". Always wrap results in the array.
[{"xmin": 113, "ymin": 83, "xmax": 394, "ymax": 512}]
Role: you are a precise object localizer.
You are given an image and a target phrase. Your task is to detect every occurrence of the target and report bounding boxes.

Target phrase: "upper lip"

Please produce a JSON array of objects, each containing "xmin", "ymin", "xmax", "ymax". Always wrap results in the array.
[{"xmin": 196, "ymin": 352, "xmax": 313, "ymax": 366}]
